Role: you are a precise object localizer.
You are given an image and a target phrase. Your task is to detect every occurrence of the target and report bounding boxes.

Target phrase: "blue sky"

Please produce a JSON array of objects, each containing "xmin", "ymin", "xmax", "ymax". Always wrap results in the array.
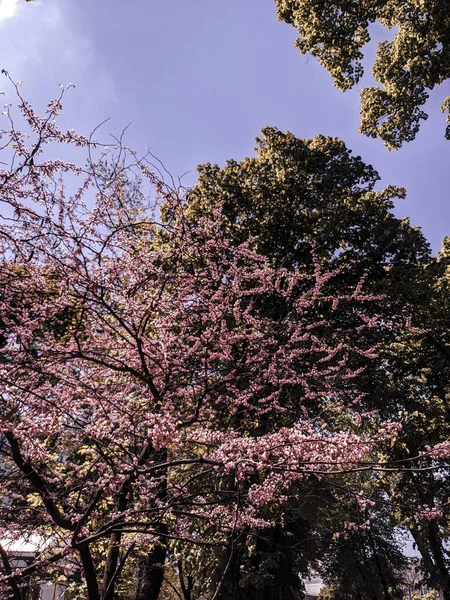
[{"xmin": 1, "ymin": 0, "xmax": 449, "ymax": 253}]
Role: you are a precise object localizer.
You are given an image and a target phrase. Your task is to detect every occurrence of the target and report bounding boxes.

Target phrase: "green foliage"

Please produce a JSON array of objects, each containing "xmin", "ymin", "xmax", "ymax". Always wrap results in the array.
[
  {"xmin": 183, "ymin": 127, "xmax": 418, "ymax": 596},
  {"xmin": 184, "ymin": 127, "xmax": 450, "ymax": 597},
  {"xmin": 188, "ymin": 126, "xmax": 429, "ymax": 269},
  {"xmin": 275, "ymin": 0, "xmax": 450, "ymax": 149},
  {"xmin": 237, "ymin": 524, "xmax": 313, "ymax": 600},
  {"xmin": 187, "ymin": 127, "xmax": 432, "ymax": 421},
  {"xmin": 317, "ymin": 500, "xmax": 407, "ymax": 599},
  {"xmin": 412, "ymin": 592, "xmax": 440, "ymax": 600}
]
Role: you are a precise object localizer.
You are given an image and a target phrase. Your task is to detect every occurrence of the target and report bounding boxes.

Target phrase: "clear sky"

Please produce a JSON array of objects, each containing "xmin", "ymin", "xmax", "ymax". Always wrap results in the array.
[{"xmin": 1, "ymin": 0, "xmax": 449, "ymax": 253}]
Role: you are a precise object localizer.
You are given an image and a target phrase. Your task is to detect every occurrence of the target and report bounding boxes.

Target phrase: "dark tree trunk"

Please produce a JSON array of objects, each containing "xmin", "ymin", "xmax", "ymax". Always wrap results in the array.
[
  {"xmin": 410, "ymin": 525, "xmax": 450, "ymax": 600},
  {"xmin": 410, "ymin": 526, "xmax": 435, "ymax": 580},
  {"xmin": 101, "ymin": 530, "xmax": 124, "ymax": 600},
  {"xmin": 409, "ymin": 474, "xmax": 450, "ymax": 600},
  {"xmin": 367, "ymin": 530, "xmax": 392, "ymax": 600},
  {"xmin": 134, "ymin": 525, "xmax": 167, "ymax": 600},
  {"xmin": 214, "ymin": 545, "xmax": 241, "ymax": 600},
  {"xmin": 79, "ymin": 543, "xmax": 101, "ymax": 600},
  {"xmin": 354, "ymin": 548, "xmax": 377, "ymax": 600},
  {"xmin": 427, "ymin": 522, "xmax": 450, "ymax": 600},
  {"xmin": 178, "ymin": 559, "xmax": 194, "ymax": 600},
  {"xmin": 102, "ymin": 481, "xmax": 131, "ymax": 600}
]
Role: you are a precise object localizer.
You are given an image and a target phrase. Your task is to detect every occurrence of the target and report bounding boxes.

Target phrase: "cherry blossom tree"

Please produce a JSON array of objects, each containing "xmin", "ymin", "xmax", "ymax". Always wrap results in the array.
[{"xmin": 0, "ymin": 78, "xmax": 439, "ymax": 600}]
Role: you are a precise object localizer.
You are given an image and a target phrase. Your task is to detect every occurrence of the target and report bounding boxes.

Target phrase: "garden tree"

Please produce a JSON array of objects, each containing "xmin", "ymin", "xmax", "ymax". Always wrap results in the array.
[
  {"xmin": 308, "ymin": 231, "xmax": 450, "ymax": 599},
  {"xmin": 186, "ymin": 126, "xmax": 430, "ymax": 272},
  {"xmin": 0, "ymin": 82, "xmax": 419, "ymax": 600},
  {"xmin": 274, "ymin": 0, "xmax": 450, "ymax": 149},
  {"xmin": 314, "ymin": 484, "xmax": 407, "ymax": 600},
  {"xmin": 233, "ymin": 482, "xmax": 325, "ymax": 600},
  {"xmin": 184, "ymin": 127, "xmax": 450, "ymax": 597},
  {"xmin": 317, "ymin": 529, "xmax": 405, "ymax": 600},
  {"xmin": 330, "ymin": 244, "xmax": 450, "ymax": 599},
  {"xmin": 184, "ymin": 498, "xmax": 318, "ymax": 600},
  {"xmin": 376, "ymin": 236, "xmax": 450, "ymax": 598}
]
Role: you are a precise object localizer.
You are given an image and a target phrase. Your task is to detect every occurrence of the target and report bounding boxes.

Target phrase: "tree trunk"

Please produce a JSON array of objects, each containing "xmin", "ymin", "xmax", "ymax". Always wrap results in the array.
[
  {"xmin": 0, "ymin": 543, "xmax": 23, "ymax": 600},
  {"xmin": 178, "ymin": 559, "xmax": 194, "ymax": 600},
  {"xmin": 102, "ymin": 481, "xmax": 131, "ymax": 600},
  {"xmin": 213, "ymin": 545, "xmax": 241, "ymax": 600},
  {"xmin": 427, "ymin": 522, "xmax": 450, "ymax": 600},
  {"xmin": 134, "ymin": 525, "xmax": 167, "ymax": 600},
  {"xmin": 367, "ymin": 530, "xmax": 392, "ymax": 600},
  {"xmin": 409, "ymin": 473, "xmax": 450, "ymax": 600},
  {"xmin": 79, "ymin": 543, "xmax": 101, "ymax": 600},
  {"xmin": 101, "ymin": 530, "xmax": 123, "ymax": 600},
  {"xmin": 410, "ymin": 525, "xmax": 450, "ymax": 600}
]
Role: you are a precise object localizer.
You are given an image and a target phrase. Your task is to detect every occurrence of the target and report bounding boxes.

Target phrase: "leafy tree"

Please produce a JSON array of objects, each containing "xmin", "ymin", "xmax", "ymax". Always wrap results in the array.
[
  {"xmin": 187, "ymin": 126, "xmax": 429, "ymax": 269},
  {"xmin": 316, "ymin": 486, "xmax": 407, "ymax": 600},
  {"xmin": 274, "ymin": 0, "xmax": 450, "ymax": 149},
  {"xmin": 185, "ymin": 126, "xmax": 450, "ymax": 597},
  {"xmin": 381, "ymin": 237, "xmax": 450, "ymax": 598}
]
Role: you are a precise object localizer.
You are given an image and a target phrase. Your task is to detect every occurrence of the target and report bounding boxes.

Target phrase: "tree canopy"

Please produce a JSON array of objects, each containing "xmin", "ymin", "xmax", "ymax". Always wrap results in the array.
[
  {"xmin": 184, "ymin": 126, "xmax": 450, "ymax": 599},
  {"xmin": 275, "ymin": 0, "xmax": 450, "ymax": 149},
  {"xmin": 0, "ymin": 81, "xmax": 424, "ymax": 600}
]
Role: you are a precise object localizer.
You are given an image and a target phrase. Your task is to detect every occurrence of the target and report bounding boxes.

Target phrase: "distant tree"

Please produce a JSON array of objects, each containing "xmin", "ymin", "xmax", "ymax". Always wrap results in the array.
[
  {"xmin": 316, "ymin": 488, "xmax": 407, "ymax": 600},
  {"xmin": 274, "ymin": 0, "xmax": 450, "ymax": 149}
]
